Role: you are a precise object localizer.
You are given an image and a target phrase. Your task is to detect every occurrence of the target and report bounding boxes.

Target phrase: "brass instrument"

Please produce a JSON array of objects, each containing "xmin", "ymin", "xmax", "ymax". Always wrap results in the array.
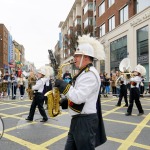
[
  {"xmin": 45, "ymin": 62, "xmax": 73, "ymax": 117},
  {"xmin": 119, "ymin": 58, "xmax": 133, "ymax": 79},
  {"xmin": 26, "ymin": 72, "xmax": 36, "ymax": 100},
  {"xmin": 115, "ymin": 58, "xmax": 132, "ymax": 85}
]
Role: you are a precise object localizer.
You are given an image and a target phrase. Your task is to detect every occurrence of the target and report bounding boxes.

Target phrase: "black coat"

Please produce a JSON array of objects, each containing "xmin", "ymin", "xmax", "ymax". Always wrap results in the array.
[{"xmin": 95, "ymin": 94, "xmax": 107, "ymax": 147}]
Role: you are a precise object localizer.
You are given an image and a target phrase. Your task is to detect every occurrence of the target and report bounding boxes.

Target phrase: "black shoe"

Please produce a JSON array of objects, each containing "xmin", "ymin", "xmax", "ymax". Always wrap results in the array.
[
  {"xmin": 40, "ymin": 119, "xmax": 48, "ymax": 122},
  {"xmin": 137, "ymin": 112, "xmax": 144, "ymax": 116},
  {"xmin": 25, "ymin": 118, "xmax": 33, "ymax": 121},
  {"xmin": 125, "ymin": 112, "xmax": 131, "ymax": 116},
  {"xmin": 116, "ymin": 104, "xmax": 121, "ymax": 107}
]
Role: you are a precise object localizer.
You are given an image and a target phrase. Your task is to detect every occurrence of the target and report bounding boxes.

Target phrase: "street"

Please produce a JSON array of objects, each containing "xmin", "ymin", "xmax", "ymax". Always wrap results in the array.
[{"xmin": 0, "ymin": 95, "xmax": 150, "ymax": 150}]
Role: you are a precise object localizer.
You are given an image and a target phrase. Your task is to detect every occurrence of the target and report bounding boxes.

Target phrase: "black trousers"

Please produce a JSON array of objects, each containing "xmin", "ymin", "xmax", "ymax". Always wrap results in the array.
[
  {"xmin": 117, "ymin": 91, "xmax": 128, "ymax": 106},
  {"xmin": 112, "ymin": 86, "xmax": 117, "ymax": 96},
  {"xmin": 127, "ymin": 87, "xmax": 144, "ymax": 114},
  {"xmin": 28, "ymin": 93, "xmax": 48, "ymax": 120},
  {"xmin": 11, "ymin": 84, "xmax": 17, "ymax": 98},
  {"xmin": 65, "ymin": 114, "xmax": 98, "ymax": 150},
  {"xmin": 19, "ymin": 85, "xmax": 25, "ymax": 96}
]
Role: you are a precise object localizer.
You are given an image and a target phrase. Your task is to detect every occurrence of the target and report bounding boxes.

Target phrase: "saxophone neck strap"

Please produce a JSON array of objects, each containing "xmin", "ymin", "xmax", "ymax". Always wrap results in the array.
[{"xmin": 72, "ymin": 63, "xmax": 93, "ymax": 83}]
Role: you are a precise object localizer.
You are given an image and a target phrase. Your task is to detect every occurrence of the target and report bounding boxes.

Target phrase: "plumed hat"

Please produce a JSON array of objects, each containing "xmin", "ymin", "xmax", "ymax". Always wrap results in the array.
[
  {"xmin": 38, "ymin": 66, "xmax": 54, "ymax": 78},
  {"xmin": 44, "ymin": 66, "xmax": 54, "ymax": 78},
  {"xmin": 134, "ymin": 64, "xmax": 146, "ymax": 76},
  {"xmin": 37, "ymin": 67, "xmax": 46, "ymax": 76},
  {"xmin": 74, "ymin": 34, "xmax": 105, "ymax": 60}
]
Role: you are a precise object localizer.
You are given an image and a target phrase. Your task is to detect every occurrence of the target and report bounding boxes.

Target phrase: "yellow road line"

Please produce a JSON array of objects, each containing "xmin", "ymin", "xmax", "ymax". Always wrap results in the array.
[
  {"xmin": 118, "ymin": 113, "xmax": 150, "ymax": 150},
  {"xmin": 3, "ymin": 133, "xmax": 48, "ymax": 150},
  {"xmin": 103, "ymin": 107, "xmax": 122, "ymax": 117},
  {"xmin": 0, "ymin": 105, "xmax": 21, "ymax": 111},
  {"xmin": 44, "ymin": 123, "xmax": 69, "ymax": 131},
  {"xmin": 5, "ymin": 122, "xmax": 37, "ymax": 132},
  {"xmin": 101, "ymin": 98, "xmax": 116, "ymax": 104},
  {"xmin": 40, "ymin": 131, "xmax": 68, "ymax": 147},
  {"xmin": 108, "ymin": 136, "xmax": 150, "ymax": 149}
]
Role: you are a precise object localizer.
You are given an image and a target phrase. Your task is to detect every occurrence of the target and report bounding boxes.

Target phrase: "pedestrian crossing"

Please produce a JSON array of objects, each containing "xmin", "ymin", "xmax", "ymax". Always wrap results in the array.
[{"xmin": 0, "ymin": 96, "xmax": 150, "ymax": 150}]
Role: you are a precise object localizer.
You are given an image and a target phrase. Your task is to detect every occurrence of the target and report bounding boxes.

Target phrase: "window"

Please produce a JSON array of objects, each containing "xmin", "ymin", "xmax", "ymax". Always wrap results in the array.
[
  {"xmin": 109, "ymin": 16, "xmax": 115, "ymax": 31},
  {"xmin": 137, "ymin": 26, "xmax": 149, "ymax": 57},
  {"xmin": 83, "ymin": 2, "xmax": 93, "ymax": 14},
  {"xmin": 74, "ymin": 18, "xmax": 81, "ymax": 26},
  {"xmin": 136, "ymin": 0, "xmax": 150, "ymax": 13},
  {"xmin": 120, "ymin": 5, "xmax": 128, "ymax": 24},
  {"xmin": 99, "ymin": 23, "xmax": 105, "ymax": 37},
  {"xmin": 110, "ymin": 36, "xmax": 127, "ymax": 71},
  {"xmin": 98, "ymin": 1, "xmax": 105, "ymax": 16},
  {"xmin": 108, "ymin": 0, "xmax": 115, "ymax": 8},
  {"xmin": 84, "ymin": 17, "xmax": 93, "ymax": 28}
]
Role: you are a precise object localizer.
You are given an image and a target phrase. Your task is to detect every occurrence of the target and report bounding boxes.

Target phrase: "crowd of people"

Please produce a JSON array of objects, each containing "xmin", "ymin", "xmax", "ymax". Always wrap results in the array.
[
  {"xmin": 0, "ymin": 71, "xmax": 26, "ymax": 100},
  {"xmin": 99, "ymin": 71, "xmax": 147, "ymax": 98}
]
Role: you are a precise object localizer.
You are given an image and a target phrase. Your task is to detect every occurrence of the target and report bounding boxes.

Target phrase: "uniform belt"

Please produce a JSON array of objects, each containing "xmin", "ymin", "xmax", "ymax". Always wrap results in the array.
[
  {"xmin": 34, "ymin": 91, "xmax": 42, "ymax": 94},
  {"xmin": 72, "ymin": 113, "xmax": 97, "ymax": 118}
]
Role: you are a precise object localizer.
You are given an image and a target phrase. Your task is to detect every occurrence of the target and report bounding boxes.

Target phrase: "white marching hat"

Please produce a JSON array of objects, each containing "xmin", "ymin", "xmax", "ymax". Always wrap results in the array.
[
  {"xmin": 38, "ymin": 66, "xmax": 54, "ymax": 78},
  {"xmin": 37, "ymin": 67, "xmax": 46, "ymax": 76},
  {"xmin": 74, "ymin": 34, "xmax": 105, "ymax": 60},
  {"xmin": 134, "ymin": 64, "xmax": 146, "ymax": 76}
]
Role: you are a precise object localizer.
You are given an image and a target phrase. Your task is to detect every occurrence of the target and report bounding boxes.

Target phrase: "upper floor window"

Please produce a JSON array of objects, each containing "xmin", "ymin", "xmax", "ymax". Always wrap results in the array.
[
  {"xmin": 120, "ymin": 5, "xmax": 128, "ymax": 24},
  {"xmin": 99, "ymin": 23, "xmax": 105, "ymax": 37},
  {"xmin": 84, "ymin": 17, "xmax": 93, "ymax": 28},
  {"xmin": 83, "ymin": 2, "xmax": 93, "ymax": 15},
  {"xmin": 109, "ymin": 16, "xmax": 115, "ymax": 31},
  {"xmin": 136, "ymin": 0, "xmax": 150, "ymax": 13},
  {"xmin": 74, "ymin": 18, "xmax": 81, "ymax": 26},
  {"xmin": 98, "ymin": 1, "xmax": 105, "ymax": 16},
  {"xmin": 108, "ymin": 0, "xmax": 115, "ymax": 8}
]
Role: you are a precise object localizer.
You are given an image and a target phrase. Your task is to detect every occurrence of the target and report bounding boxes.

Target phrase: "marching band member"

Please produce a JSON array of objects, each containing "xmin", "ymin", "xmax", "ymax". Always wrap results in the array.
[
  {"xmin": 26, "ymin": 71, "xmax": 36, "ymax": 100},
  {"xmin": 125, "ymin": 64, "xmax": 146, "ymax": 116},
  {"xmin": 54, "ymin": 35, "xmax": 107, "ymax": 150},
  {"xmin": 116, "ymin": 77, "xmax": 128, "ymax": 107},
  {"xmin": 42, "ymin": 66, "xmax": 54, "ymax": 109},
  {"xmin": 26, "ymin": 67, "xmax": 48, "ymax": 122}
]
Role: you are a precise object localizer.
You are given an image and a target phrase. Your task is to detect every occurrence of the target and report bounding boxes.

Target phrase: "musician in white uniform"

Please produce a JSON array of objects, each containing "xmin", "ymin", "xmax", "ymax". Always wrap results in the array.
[
  {"xmin": 26, "ymin": 67, "xmax": 48, "ymax": 122},
  {"xmin": 55, "ymin": 35, "xmax": 107, "ymax": 150},
  {"xmin": 125, "ymin": 64, "xmax": 146, "ymax": 116}
]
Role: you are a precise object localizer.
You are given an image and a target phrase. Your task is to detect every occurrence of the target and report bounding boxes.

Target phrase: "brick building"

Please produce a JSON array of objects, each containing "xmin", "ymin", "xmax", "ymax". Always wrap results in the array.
[
  {"xmin": 55, "ymin": 0, "xmax": 150, "ymax": 82},
  {"xmin": 0, "ymin": 24, "xmax": 9, "ymax": 73}
]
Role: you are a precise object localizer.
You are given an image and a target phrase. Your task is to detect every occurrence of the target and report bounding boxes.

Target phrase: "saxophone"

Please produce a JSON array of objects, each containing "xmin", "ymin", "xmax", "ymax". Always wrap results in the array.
[{"xmin": 45, "ymin": 62, "xmax": 72, "ymax": 117}]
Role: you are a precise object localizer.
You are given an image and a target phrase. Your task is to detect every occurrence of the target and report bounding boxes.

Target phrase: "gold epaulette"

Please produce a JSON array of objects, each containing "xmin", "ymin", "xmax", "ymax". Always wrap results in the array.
[{"xmin": 85, "ymin": 67, "xmax": 90, "ymax": 72}]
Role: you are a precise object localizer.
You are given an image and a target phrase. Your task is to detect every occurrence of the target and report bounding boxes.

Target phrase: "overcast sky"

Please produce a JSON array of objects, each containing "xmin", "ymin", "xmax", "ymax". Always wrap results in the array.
[{"xmin": 0, "ymin": 0, "xmax": 75, "ymax": 68}]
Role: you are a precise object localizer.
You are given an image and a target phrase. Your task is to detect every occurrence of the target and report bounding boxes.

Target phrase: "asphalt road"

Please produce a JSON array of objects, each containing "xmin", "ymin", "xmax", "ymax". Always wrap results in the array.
[{"xmin": 0, "ymin": 94, "xmax": 150, "ymax": 150}]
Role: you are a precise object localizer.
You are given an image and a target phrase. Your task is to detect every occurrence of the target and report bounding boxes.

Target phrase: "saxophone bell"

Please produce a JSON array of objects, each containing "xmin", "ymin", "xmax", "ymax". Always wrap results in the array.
[{"xmin": 46, "ymin": 62, "xmax": 73, "ymax": 117}]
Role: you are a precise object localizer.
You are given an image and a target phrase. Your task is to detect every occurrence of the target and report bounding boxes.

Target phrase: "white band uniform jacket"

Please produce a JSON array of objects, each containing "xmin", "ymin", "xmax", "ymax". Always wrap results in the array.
[
  {"xmin": 66, "ymin": 66, "xmax": 101, "ymax": 116},
  {"xmin": 130, "ymin": 76, "xmax": 142, "ymax": 88},
  {"xmin": 32, "ymin": 78, "xmax": 45, "ymax": 93}
]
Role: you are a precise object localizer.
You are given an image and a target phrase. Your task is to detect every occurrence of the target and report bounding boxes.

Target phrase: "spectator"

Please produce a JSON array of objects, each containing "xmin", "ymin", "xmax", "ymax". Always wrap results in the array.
[
  {"xmin": 111, "ymin": 73, "xmax": 117, "ymax": 97},
  {"xmin": 100, "ymin": 73, "xmax": 105, "ymax": 96},
  {"xmin": 104, "ymin": 73, "xmax": 110, "ymax": 97},
  {"xmin": 63, "ymin": 70, "xmax": 72, "ymax": 84},
  {"xmin": 3, "ymin": 71, "xmax": 10, "ymax": 97},
  {"xmin": 9, "ymin": 73, "xmax": 18, "ymax": 100},
  {"xmin": 17, "ymin": 73, "xmax": 26, "ymax": 100}
]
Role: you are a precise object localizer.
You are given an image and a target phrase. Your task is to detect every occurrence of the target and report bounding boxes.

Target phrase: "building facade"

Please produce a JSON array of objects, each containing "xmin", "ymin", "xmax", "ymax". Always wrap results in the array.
[
  {"xmin": 55, "ymin": 0, "xmax": 150, "ymax": 82},
  {"xmin": 0, "ymin": 24, "xmax": 9, "ymax": 73}
]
